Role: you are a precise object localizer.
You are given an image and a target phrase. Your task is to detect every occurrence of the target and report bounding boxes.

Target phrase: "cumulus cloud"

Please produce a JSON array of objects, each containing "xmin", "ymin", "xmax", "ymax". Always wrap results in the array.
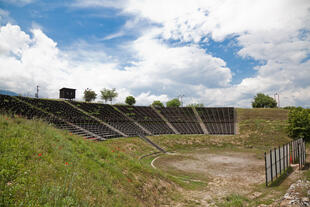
[
  {"xmin": 73, "ymin": 0, "xmax": 310, "ymax": 41},
  {"xmin": 113, "ymin": 0, "xmax": 310, "ymax": 107},
  {"xmin": 128, "ymin": 31, "xmax": 232, "ymax": 88},
  {"xmin": 2, "ymin": 0, "xmax": 310, "ymax": 107},
  {"xmin": 0, "ymin": 24, "xmax": 30, "ymax": 56},
  {"xmin": 0, "ymin": 23, "xmax": 231, "ymax": 105}
]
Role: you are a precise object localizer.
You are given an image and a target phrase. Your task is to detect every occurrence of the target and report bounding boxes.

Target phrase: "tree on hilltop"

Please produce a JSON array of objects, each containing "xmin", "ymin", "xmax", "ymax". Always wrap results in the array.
[
  {"xmin": 151, "ymin": 100, "xmax": 164, "ymax": 108},
  {"xmin": 166, "ymin": 98, "xmax": 181, "ymax": 107},
  {"xmin": 83, "ymin": 88, "xmax": 97, "ymax": 102},
  {"xmin": 100, "ymin": 88, "xmax": 118, "ymax": 104},
  {"xmin": 125, "ymin": 96, "xmax": 136, "ymax": 106},
  {"xmin": 252, "ymin": 93, "xmax": 277, "ymax": 108}
]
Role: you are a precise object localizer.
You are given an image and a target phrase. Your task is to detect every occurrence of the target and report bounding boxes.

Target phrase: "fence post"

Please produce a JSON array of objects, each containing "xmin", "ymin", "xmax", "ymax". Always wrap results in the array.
[
  {"xmin": 270, "ymin": 149, "xmax": 273, "ymax": 182},
  {"xmin": 304, "ymin": 141, "xmax": 307, "ymax": 168},
  {"xmin": 279, "ymin": 146, "xmax": 281, "ymax": 174},
  {"xmin": 282, "ymin": 145, "xmax": 286, "ymax": 172},
  {"xmin": 298, "ymin": 143, "xmax": 301, "ymax": 169},
  {"xmin": 287, "ymin": 143, "xmax": 289, "ymax": 167},
  {"xmin": 294, "ymin": 141, "xmax": 296, "ymax": 163},
  {"xmin": 290, "ymin": 141, "xmax": 293, "ymax": 164},
  {"xmin": 264, "ymin": 152, "xmax": 268, "ymax": 186},
  {"xmin": 301, "ymin": 141, "xmax": 304, "ymax": 169},
  {"xmin": 295, "ymin": 142, "xmax": 299, "ymax": 162},
  {"xmin": 292, "ymin": 141, "xmax": 295, "ymax": 163},
  {"xmin": 302, "ymin": 141, "xmax": 304, "ymax": 168},
  {"xmin": 274, "ymin": 148, "xmax": 278, "ymax": 178}
]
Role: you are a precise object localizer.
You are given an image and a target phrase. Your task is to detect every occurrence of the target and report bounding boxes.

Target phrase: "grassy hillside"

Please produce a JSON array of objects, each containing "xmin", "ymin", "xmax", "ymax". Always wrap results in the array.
[
  {"xmin": 1, "ymin": 108, "xmax": 300, "ymax": 207},
  {"xmin": 0, "ymin": 115, "xmax": 178, "ymax": 207}
]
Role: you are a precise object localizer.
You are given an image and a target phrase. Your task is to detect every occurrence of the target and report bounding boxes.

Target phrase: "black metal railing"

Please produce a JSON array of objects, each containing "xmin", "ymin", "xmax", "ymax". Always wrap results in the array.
[{"xmin": 264, "ymin": 138, "xmax": 306, "ymax": 186}]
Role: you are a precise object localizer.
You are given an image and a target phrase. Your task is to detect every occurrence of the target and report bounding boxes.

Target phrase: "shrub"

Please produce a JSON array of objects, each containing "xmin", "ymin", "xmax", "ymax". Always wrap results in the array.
[
  {"xmin": 166, "ymin": 99, "xmax": 181, "ymax": 107},
  {"xmin": 151, "ymin": 100, "xmax": 164, "ymax": 108},
  {"xmin": 287, "ymin": 107, "xmax": 310, "ymax": 141},
  {"xmin": 125, "ymin": 96, "xmax": 136, "ymax": 106}
]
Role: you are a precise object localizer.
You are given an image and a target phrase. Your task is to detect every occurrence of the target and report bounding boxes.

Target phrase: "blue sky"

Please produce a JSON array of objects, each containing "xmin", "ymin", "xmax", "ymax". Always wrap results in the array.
[
  {"xmin": 1, "ymin": 1, "xmax": 129, "ymax": 45},
  {"xmin": 3, "ymin": 0, "xmax": 258, "ymax": 83},
  {"xmin": 0, "ymin": 0, "xmax": 310, "ymax": 107}
]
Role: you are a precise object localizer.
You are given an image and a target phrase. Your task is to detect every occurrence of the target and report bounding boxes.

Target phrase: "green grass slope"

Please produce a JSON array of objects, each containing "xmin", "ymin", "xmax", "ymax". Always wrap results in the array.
[
  {"xmin": 0, "ymin": 108, "xmax": 298, "ymax": 207},
  {"xmin": 0, "ymin": 115, "xmax": 178, "ymax": 207}
]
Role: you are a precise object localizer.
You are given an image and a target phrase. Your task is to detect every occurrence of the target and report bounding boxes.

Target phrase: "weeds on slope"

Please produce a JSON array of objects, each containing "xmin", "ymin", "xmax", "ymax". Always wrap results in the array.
[{"xmin": 0, "ymin": 114, "xmax": 179, "ymax": 207}]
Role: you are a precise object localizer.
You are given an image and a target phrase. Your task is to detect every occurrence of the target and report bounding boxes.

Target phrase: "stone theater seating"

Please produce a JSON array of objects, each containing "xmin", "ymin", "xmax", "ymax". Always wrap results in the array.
[{"xmin": 0, "ymin": 94, "xmax": 236, "ymax": 140}]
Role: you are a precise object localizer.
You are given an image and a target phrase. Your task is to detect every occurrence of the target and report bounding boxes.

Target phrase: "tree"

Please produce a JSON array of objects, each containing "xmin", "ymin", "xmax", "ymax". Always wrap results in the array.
[
  {"xmin": 252, "ymin": 93, "xmax": 277, "ymax": 108},
  {"xmin": 125, "ymin": 96, "xmax": 136, "ymax": 105},
  {"xmin": 287, "ymin": 107, "xmax": 310, "ymax": 141},
  {"xmin": 83, "ymin": 88, "xmax": 97, "ymax": 102},
  {"xmin": 100, "ymin": 88, "xmax": 118, "ymax": 104},
  {"xmin": 166, "ymin": 98, "xmax": 181, "ymax": 107},
  {"xmin": 151, "ymin": 100, "xmax": 164, "ymax": 108},
  {"xmin": 187, "ymin": 103, "xmax": 204, "ymax": 108}
]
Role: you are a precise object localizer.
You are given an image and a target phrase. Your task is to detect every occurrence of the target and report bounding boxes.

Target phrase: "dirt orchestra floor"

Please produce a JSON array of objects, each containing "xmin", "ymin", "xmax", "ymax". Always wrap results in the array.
[{"xmin": 154, "ymin": 148, "xmax": 265, "ymax": 203}]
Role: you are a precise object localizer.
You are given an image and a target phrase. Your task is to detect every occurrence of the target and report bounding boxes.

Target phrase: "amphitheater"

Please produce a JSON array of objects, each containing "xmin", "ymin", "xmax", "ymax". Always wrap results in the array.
[
  {"xmin": 1, "ymin": 93, "xmax": 310, "ymax": 206},
  {"xmin": 0, "ymin": 94, "xmax": 236, "ymax": 140}
]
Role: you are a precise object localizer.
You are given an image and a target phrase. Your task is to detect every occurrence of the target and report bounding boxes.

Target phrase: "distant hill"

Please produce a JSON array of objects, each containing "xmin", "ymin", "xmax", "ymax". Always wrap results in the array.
[{"xmin": 0, "ymin": 90, "xmax": 18, "ymax": 96}]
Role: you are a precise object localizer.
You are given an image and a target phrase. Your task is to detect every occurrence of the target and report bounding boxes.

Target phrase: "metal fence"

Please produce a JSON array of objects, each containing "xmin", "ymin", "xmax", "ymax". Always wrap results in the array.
[
  {"xmin": 291, "ymin": 138, "xmax": 306, "ymax": 169},
  {"xmin": 297, "ymin": 139, "xmax": 306, "ymax": 169},
  {"xmin": 264, "ymin": 138, "xmax": 306, "ymax": 186}
]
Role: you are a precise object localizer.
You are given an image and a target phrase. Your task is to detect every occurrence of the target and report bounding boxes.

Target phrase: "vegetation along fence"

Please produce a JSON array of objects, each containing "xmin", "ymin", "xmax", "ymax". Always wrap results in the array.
[{"xmin": 264, "ymin": 138, "xmax": 306, "ymax": 186}]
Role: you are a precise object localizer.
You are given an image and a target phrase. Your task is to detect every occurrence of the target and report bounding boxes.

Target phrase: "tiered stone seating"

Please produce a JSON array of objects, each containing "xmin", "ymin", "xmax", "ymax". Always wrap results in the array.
[
  {"xmin": 0, "ymin": 94, "xmax": 45, "ymax": 119},
  {"xmin": 69, "ymin": 101, "xmax": 146, "ymax": 136},
  {"xmin": 17, "ymin": 96, "xmax": 121, "ymax": 139},
  {"xmin": 195, "ymin": 107, "xmax": 235, "ymax": 134},
  {"xmin": 0, "ymin": 95, "xmax": 96, "ymax": 138},
  {"xmin": 1, "ymin": 94, "xmax": 236, "ymax": 137},
  {"xmin": 115, "ymin": 105, "xmax": 174, "ymax": 135},
  {"xmin": 158, "ymin": 107, "xmax": 203, "ymax": 134}
]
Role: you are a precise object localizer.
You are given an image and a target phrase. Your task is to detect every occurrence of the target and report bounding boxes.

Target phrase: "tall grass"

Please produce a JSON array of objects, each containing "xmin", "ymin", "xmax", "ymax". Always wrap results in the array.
[{"xmin": 0, "ymin": 114, "xmax": 177, "ymax": 206}]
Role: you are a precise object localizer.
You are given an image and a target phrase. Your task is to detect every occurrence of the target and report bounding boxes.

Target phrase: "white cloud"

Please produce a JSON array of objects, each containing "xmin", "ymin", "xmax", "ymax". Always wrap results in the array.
[
  {"xmin": 115, "ymin": 0, "xmax": 310, "ymax": 107},
  {"xmin": 73, "ymin": 0, "xmax": 310, "ymax": 42},
  {"xmin": 128, "ymin": 31, "xmax": 232, "ymax": 88},
  {"xmin": 135, "ymin": 92, "xmax": 169, "ymax": 105},
  {"xmin": 0, "ymin": 24, "xmax": 231, "ymax": 106},
  {"xmin": 2, "ymin": 0, "xmax": 310, "ymax": 107},
  {"xmin": 72, "ymin": 0, "xmax": 125, "ymax": 9},
  {"xmin": 103, "ymin": 31, "xmax": 125, "ymax": 40},
  {"xmin": 0, "ymin": 24, "xmax": 30, "ymax": 56},
  {"xmin": 1, "ymin": 0, "xmax": 34, "ymax": 6}
]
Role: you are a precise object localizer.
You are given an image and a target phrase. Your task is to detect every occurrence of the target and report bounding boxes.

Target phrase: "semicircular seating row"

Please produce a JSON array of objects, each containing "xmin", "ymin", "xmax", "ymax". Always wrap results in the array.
[{"xmin": 0, "ymin": 94, "xmax": 236, "ymax": 140}]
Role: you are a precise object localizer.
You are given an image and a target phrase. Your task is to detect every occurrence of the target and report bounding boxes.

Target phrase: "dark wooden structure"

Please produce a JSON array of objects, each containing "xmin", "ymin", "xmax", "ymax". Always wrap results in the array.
[{"xmin": 59, "ymin": 88, "xmax": 76, "ymax": 100}]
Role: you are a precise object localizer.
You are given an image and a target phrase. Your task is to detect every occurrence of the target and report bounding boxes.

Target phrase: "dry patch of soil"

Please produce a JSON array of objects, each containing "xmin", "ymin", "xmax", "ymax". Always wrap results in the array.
[{"xmin": 154, "ymin": 149, "xmax": 265, "ymax": 205}]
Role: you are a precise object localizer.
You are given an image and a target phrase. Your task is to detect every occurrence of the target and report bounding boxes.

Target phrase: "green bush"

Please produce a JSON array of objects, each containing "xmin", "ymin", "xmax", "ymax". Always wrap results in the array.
[
  {"xmin": 287, "ymin": 107, "xmax": 310, "ymax": 141},
  {"xmin": 166, "ymin": 98, "xmax": 181, "ymax": 107},
  {"xmin": 283, "ymin": 106, "xmax": 296, "ymax": 110},
  {"xmin": 252, "ymin": 93, "xmax": 277, "ymax": 108},
  {"xmin": 151, "ymin": 100, "xmax": 164, "ymax": 108},
  {"xmin": 125, "ymin": 96, "xmax": 136, "ymax": 106},
  {"xmin": 83, "ymin": 88, "xmax": 97, "ymax": 102}
]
